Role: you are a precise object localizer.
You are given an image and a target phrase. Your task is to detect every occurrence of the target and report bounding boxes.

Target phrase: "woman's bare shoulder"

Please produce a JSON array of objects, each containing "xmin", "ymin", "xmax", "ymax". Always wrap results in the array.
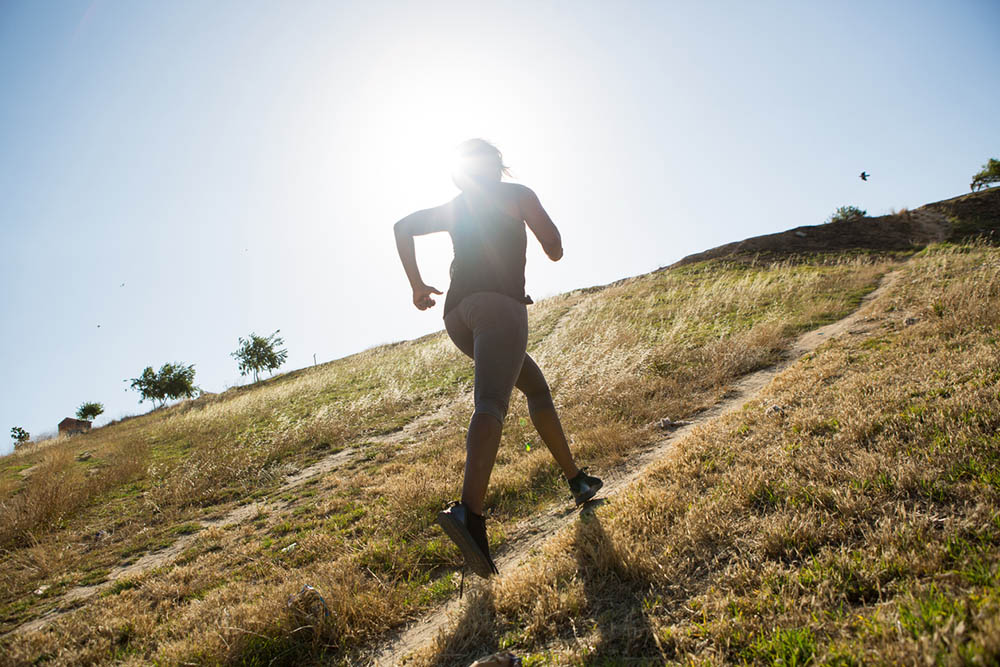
[
  {"xmin": 499, "ymin": 182, "xmax": 533, "ymax": 199},
  {"xmin": 496, "ymin": 183, "xmax": 535, "ymax": 217},
  {"xmin": 438, "ymin": 195, "xmax": 466, "ymax": 218}
]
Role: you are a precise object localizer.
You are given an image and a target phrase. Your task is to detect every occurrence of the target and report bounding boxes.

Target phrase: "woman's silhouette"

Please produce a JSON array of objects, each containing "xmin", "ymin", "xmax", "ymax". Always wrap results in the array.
[{"xmin": 393, "ymin": 139, "xmax": 602, "ymax": 578}]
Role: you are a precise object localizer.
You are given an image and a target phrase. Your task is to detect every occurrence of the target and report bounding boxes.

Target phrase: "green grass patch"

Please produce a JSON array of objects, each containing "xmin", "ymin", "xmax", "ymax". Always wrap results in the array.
[
  {"xmin": 170, "ymin": 522, "xmax": 202, "ymax": 536},
  {"xmin": 102, "ymin": 579, "xmax": 140, "ymax": 597}
]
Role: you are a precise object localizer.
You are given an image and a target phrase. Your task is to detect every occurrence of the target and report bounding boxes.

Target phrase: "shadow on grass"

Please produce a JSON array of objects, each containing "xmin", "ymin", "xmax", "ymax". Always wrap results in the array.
[
  {"xmin": 429, "ymin": 501, "xmax": 666, "ymax": 666},
  {"xmin": 573, "ymin": 503, "xmax": 664, "ymax": 665},
  {"xmin": 429, "ymin": 586, "xmax": 499, "ymax": 667}
]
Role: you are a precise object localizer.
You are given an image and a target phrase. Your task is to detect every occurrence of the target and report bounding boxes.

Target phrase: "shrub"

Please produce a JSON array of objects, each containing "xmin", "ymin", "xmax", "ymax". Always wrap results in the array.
[
  {"xmin": 827, "ymin": 205, "xmax": 867, "ymax": 224},
  {"xmin": 970, "ymin": 158, "xmax": 1000, "ymax": 192}
]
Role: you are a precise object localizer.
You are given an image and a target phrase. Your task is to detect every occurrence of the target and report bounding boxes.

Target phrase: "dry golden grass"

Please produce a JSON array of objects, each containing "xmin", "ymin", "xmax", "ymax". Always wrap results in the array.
[
  {"xmin": 413, "ymin": 244, "xmax": 1000, "ymax": 665},
  {"xmin": 0, "ymin": 437, "xmax": 148, "ymax": 548},
  {"xmin": 0, "ymin": 254, "xmax": 897, "ymax": 664}
]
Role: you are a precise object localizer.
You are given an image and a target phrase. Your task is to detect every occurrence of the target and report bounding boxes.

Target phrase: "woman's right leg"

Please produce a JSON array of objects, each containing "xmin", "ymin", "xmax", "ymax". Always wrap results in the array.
[
  {"xmin": 515, "ymin": 355, "xmax": 580, "ymax": 480},
  {"xmin": 460, "ymin": 414, "xmax": 502, "ymax": 516}
]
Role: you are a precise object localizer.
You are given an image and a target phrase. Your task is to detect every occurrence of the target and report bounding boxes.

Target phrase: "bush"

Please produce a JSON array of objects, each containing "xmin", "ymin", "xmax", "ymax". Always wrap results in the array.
[
  {"xmin": 970, "ymin": 158, "xmax": 1000, "ymax": 192},
  {"xmin": 827, "ymin": 205, "xmax": 867, "ymax": 224}
]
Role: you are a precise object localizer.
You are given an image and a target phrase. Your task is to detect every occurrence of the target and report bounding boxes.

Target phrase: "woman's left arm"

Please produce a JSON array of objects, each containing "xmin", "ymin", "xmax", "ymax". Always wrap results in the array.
[
  {"xmin": 393, "ymin": 205, "xmax": 451, "ymax": 310},
  {"xmin": 515, "ymin": 185, "xmax": 563, "ymax": 261}
]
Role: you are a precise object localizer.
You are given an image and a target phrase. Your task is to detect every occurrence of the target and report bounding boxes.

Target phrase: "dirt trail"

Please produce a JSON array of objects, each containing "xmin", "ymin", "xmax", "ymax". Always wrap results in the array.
[
  {"xmin": 370, "ymin": 271, "xmax": 901, "ymax": 666},
  {"xmin": 907, "ymin": 208, "xmax": 951, "ymax": 244},
  {"xmin": 8, "ymin": 400, "xmax": 460, "ymax": 637}
]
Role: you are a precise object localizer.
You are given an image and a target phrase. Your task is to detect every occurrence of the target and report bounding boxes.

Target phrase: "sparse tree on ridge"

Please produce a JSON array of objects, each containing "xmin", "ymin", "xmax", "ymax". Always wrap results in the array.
[
  {"xmin": 971, "ymin": 158, "xmax": 1000, "ymax": 192},
  {"xmin": 158, "ymin": 363, "xmax": 198, "ymax": 402},
  {"xmin": 231, "ymin": 330, "xmax": 288, "ymax": 383},
  {"xmin": 129, "ymin": 367, "xmax": 164, "ymax": 406},
  {"xmin": 76, "ymin": 401, "xmax": 104, "ymax": 422},
  {"xmin": 827, "ymin": 205, "xmax": 867, "ymax": 224},
  {"xmin": 11, "ymin": 426, "xmax": 29, "ymax": 448},
  {"xmin": 128, "ymin": 362, "xmax": 198, "ymax": 408}
]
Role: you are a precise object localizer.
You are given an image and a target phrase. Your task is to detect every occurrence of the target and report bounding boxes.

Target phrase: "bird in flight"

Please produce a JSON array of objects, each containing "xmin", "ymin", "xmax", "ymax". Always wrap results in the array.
[{"xmin": 860, "ymin": 171, "xmax": 869, "ymax": 181}]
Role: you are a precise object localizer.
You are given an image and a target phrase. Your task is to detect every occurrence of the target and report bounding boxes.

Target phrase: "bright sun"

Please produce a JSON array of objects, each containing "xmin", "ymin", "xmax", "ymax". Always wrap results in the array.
[{"xmin": 352, "ymin": 50, "xmax": 516, "ymax": 210}]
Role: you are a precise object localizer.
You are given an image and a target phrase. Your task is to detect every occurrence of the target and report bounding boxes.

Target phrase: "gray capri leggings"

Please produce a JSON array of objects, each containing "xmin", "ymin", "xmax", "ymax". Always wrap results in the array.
[{"xmin": 444, "ymin": 291, "xmax": 556, "ymax": 424}]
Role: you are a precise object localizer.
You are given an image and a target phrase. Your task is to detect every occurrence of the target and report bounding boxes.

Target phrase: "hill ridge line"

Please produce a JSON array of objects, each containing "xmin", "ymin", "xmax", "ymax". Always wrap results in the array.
[{"xmin": 370, "ymin": 269, "xmax": 902, "ymax": 666}]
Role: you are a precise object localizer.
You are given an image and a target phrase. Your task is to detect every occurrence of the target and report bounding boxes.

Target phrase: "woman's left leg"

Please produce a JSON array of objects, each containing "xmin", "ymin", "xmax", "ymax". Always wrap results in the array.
[
  {"xmin": 515, "ymin": 354, "xmax": 602, "ymax": 505},
  {"xmin": 515, "ymin": 355, "xmax": 579, "ymax": 480}
]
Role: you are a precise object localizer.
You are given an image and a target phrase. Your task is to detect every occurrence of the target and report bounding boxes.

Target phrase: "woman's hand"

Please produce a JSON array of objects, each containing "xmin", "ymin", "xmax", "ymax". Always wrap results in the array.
[
  {"xmin": 394, "ymin": 205, "xmax": 452, "ymax": 312},
  {"xmin": 413, "ymin": 284, "xmax": 443, "ymax": 310}
]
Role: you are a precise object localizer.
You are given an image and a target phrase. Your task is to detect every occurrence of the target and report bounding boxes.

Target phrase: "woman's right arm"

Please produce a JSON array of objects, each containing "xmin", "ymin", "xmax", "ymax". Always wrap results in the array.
[
  {"xmin": 516, "ymin": 186, "xmax": 563, "ymax": 261},
  {"xmin": 393, "ymin": 205, "xmax": 451, "ymax": 310}
]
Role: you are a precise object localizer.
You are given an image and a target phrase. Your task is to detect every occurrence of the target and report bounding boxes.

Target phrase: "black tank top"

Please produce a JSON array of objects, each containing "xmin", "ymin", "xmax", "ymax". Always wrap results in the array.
[{"xmin": 444, "ymin": 194, "xmax": 533, "ymax": 315}]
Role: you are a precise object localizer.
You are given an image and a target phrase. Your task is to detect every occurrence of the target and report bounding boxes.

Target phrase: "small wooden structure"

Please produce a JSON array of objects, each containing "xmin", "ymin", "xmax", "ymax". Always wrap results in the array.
[{"xmin": 58, "ymin": 418, "xmax": 91, "ymax": 436}]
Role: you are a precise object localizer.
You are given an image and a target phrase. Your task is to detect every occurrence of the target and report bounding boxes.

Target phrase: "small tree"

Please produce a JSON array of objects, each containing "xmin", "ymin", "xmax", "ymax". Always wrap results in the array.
[
  {"xmin": 159, "ymin": 362, "xmax": 198, "ymax": 402},
  {"xmin": 231, "ymin": 330, "xmax": 288, "ymax": 383},
  {"xmin": 76, "ymin": 401, "xmax": 104, "ymax": 422},
  {"xmin": 971, "ymin": 158, "xmax": 1000, "ymax": 192},
  {"xmin": 11, "ymin": 427, "xmax": 29, "ymax": 448},
  {"xmin": 827, "ymin": 205, "xmax": 867, "ymax": 224},
  {"xmin": 129, "ymin": 366, "xmax": 165, "ymax": 406},
  {"xmin": 129, "ymin": 362, "xmax": 198, "ymax": 408}
]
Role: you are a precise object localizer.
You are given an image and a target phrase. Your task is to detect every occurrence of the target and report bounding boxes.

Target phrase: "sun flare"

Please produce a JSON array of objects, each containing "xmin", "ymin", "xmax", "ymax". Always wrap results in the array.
[{"xmin": 351, "ymin": 51, "xmax": 518, "ymax": 212}]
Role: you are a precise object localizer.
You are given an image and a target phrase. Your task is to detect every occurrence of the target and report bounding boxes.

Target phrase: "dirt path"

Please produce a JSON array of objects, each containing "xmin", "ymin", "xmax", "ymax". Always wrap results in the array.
[
  {"xmin": 908, "ymin": 209, "xmax": 951, "ymax": 244},
  {"xmin": 369, "ymin": 271, "xmax": 901, "ymax": 666},
  {"xmin": 8, "ymin": 399, "xmax": 462, "ymax": 637}
]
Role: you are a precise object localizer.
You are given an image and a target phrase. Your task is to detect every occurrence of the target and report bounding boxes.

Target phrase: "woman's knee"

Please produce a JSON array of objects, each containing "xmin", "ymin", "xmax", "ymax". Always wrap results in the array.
[
  {"xmin": 515, "ymin": 355, "xmax": 548, "ymax": 393},
  {"xmin": 525, "ymin": 387, "xmax": 555, "ymax": 415},
  {"xmin": 474, "ymin": 392, "xmax": 510, "ymax": 424}
]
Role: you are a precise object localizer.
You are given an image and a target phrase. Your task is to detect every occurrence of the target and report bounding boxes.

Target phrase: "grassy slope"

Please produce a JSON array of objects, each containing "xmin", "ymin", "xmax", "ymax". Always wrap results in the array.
[
  {"xmin": 1, "ymin": 260, "xmax": 890, "ymax": 665},
  {"xmin": 422, "ymin": 244, "xmax": 1000, "ymax": 666},
  {"xmin": 0, "ymin": 188, "xmax": 997, "ymax": 665}
]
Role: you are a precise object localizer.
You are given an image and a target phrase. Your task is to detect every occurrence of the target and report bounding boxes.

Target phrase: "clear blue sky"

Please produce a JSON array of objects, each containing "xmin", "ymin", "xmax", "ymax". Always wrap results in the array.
[{"xmin": 2, "ymin": 0, "xmax": 998, "ymax": 453}]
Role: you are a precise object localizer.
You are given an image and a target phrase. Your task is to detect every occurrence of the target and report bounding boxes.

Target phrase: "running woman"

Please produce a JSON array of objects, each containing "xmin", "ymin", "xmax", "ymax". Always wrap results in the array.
[{"xmin": 393, "ymin": 139, "xmax": 602, "ymax": 578}]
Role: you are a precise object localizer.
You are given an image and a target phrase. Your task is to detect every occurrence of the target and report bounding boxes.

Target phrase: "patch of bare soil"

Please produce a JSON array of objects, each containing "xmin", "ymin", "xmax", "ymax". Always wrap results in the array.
[{"xmin": 368, "ymin": 271, "xmax": 902, "ymax": 666}]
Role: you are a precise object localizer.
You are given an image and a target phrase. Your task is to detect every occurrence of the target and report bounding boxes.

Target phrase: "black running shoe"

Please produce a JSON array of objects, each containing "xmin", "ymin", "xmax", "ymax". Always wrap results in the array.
[
  {"xmin": 568, "ymin": 469, "xmax": 603, "ymax": 505},
  {"xmin": 436, "ymin": 501, "xmax": 498, "ymax": 578}
]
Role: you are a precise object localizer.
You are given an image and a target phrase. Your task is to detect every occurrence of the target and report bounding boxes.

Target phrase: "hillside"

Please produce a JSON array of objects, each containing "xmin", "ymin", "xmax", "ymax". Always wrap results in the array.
[
  {"xmin": 671, "ymin": 188, "xmax": 1000, "ymax": 267},
  {"xmin": 1, "ymin": 188, "xmax": 998, "ymax": 665}
]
